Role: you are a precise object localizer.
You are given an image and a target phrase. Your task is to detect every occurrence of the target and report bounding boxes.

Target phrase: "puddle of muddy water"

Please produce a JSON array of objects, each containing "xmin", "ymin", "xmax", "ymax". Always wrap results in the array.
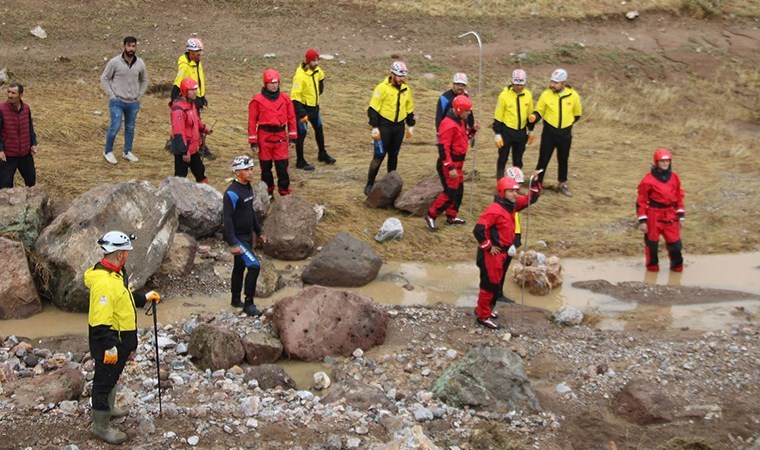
[{"xmin": 4, "ymin": 253, "xmax": 759, "ymax": 340}]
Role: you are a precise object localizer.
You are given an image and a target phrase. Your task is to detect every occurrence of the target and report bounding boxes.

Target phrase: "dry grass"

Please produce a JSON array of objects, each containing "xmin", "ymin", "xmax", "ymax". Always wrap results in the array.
[{"xmin": 2, "ymin": 0, "xmax": 759, "ymax": 263}]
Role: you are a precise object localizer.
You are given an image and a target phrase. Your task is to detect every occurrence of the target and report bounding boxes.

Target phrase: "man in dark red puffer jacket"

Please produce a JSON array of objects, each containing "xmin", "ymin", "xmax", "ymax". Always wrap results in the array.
[{"xmin": 0, "ymin": 83, "xmax": 38, "ymax": 188}]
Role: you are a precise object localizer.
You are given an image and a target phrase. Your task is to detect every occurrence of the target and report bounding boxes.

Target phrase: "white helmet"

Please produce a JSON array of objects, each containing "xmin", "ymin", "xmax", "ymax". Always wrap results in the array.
[
  {"xmin": 231, "ymin": 155, "xmax": 255, "ymax": 171},
  {"xmin": 98, "ymin": 231, "xmax": 134, "ymax": 254},
  {"xmin": 452, "ymin": 72, "xmax": 468, "ymax": 85},
  {"xmin": 511, "ymin": 69, "xmax": 527, "ymax": 85},
  {"xmin": 390, "ymin": 61, "xmax": 408, "ymax": 77},
  {"xmin": 505, "ymin": 167, "xmax": 525, "ymax": 183},
  {"xmin": 186, "ymin": 37, "xmax": 203, "ymax": 52},
  {"xmin": 550, "ymin": 68, "xmax": 568, "ymax": 82}
]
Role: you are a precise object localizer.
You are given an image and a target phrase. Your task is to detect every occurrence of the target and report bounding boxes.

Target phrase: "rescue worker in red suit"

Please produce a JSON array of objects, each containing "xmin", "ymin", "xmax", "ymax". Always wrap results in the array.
[
  {"xmin": 473, "ymin": 175, "xmax": 541, "ymax": 329},
  {"xmin": 425, "ymin": 95, "xmax": 479, "ymax": 231},
  {"xmin": 248, "ymin": 69, "xmax": 297, "ymax": 196},
  {"xmin": 169, "ymin": 78, "xmax": 212, "ymax": 182},
  {"xmin": 636, "ymin": 148, "xmax": 685, "ymax": 272}
]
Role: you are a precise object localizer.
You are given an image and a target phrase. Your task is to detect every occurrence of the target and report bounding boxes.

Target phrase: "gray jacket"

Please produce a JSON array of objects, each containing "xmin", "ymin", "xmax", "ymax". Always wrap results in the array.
[{"xmin": 100, "ymin": 52, "xmax": 149, "ymax": 102}]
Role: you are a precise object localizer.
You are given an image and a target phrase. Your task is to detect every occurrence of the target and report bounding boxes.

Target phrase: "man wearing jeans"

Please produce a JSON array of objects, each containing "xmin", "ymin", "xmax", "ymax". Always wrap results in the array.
[{"xmin": 100, "ymin": 36, "xmax": 149, "ymax": 164}]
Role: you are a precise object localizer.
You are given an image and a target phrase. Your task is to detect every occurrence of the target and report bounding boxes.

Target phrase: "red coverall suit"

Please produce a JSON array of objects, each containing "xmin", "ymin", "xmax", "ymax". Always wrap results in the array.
[
  {"xmin": 170, "ymin": 98, "xmax": 209, "ymax": 182},
  {"xmin": 637, "ymin": 168, "xmax": 685, "ymax": 271},
  {"xmin": 248, "ymin": 89, "xmax": 297, "ymax": 195},
  {"xmin": 473, "ymin": 187, "xmax": 540, "ymax": 321},
  {"xmin": 428, "ymin": 113, "xmax": 469, "ymax": 219}
]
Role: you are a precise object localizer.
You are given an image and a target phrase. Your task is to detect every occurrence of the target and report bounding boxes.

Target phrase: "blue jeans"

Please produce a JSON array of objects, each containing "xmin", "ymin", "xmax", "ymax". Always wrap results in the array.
[{"xmin": 104, "ymin": 98, "xmax": 140, "ymax": 154}]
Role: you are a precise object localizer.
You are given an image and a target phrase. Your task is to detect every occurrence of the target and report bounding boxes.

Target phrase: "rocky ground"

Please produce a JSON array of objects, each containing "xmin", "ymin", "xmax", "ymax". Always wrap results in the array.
[{"xmin": 1, "ymin": 286, "xmax": 759, "ymax": 449}]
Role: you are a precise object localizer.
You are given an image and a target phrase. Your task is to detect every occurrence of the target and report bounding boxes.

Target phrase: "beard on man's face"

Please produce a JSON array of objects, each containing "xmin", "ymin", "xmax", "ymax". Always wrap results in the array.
[{"xmin": 125, "ymin": 50, "xmax": 135, "ymax": 57}]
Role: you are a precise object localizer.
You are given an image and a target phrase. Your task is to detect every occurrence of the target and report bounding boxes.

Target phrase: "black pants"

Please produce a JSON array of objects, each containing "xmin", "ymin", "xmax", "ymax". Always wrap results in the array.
[
  {"xmin": 367, "ymin": 123, "xmax": 405, "ymax": 185},
  {"xmin": 90, "ymin": 342, "xmax": 129, "ymax": 411},
  {"xmin": 535, "ymin": 125, "xmax": 572, "ymax": 184},
  {"xmin": 296, "ymin": 106, "xmax": 325, "ymax": 162},
  {"xmin": 495, "ymin": 127, "xmax": 528, "ymax": 179},
  {"xmin": 0, "ymin": 153, "xmax": 36, "ymax": 188},
  {"xmin": 174, "ymin": 153, "xmax": 206, "ymax": 181},
  {"xmin": 260, "ymin": 159, "xmax": 290, "ymax": 194},
  {"xmin": 231, "ymin": 237, "xmax": 261, "ymax": 305}
]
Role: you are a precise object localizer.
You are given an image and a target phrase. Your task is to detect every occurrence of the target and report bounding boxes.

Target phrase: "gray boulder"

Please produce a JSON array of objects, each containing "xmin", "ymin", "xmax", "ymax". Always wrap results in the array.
[
  {"xmin": 261, "ymin": 195, "xmax": 316, "ymax": 260},
  {"xmin": 431, "ymin": 346, "xmax": 541, "ymax": 413},
  {"xmin": 241, "ymin": 332, "xmax": 283, "ymax": 365},
  {"xmin": 0, "ymin": 186, "xmax": 48, "ymax": 249},
  {"xmin": 35, "ymin": 181, "xmax": 177, "ymax": 312},
  {"xmin": 255, "ymin": 256, "xmax": 280, "ymax": 298},
  {"xmin": 156, "ymin": 232, "xmax": 197, "ymax": 277},
  {"xmin": 302, "ymin": 232, "xmax": 382, "ymax": 287},
  {"xmin": 365, "ymin": 171, "xmax": 403, "ymax": 209},
  {"xmin": 0, "ymin": 237, "xmax": 41, "ymax": 319},
  {"xmin": 158, "ymin": 177, "xmax": 222, "ymax": 238},
  {"xmin": 251, "ymin": 180, "xmax": 271, "ymax": 222},
  {"xmin": 7, "ymin": 367, "xmax": 84, "ymax": 407},
  {"xmin": 553, "ymin": 305, "xmax": 584, "ymax": 326},
  {"xmin": 188, "ymin": 324, "xmax": 245, "ymax": 371},
  {"xmin": 393, "ymin": 176, "xmax": 440, "ymax": 216},
  {"xmin": 321, "ymin": 378, "xmax": 395, "ymax": 411},
  {"xmin": 243, "ymin": 364, "xmax": 296, "ymax": 390},
  {"xmin": 272, "ymin": 286, "xmax": 389, "ymax": 361}
]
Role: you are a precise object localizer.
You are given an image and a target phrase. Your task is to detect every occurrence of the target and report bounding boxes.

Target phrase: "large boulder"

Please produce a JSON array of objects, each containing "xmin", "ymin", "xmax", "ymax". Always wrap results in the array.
[
  {"xmin": 431, "ymin": 346, "xmax": 541, "ymax": 413},
  {"xmin": 321, "ymin": 378, "xmax": 395, "ymax": 411},
  {"xmin": 261, "ymin": 195, "xmax": 317, "ymax": 260},
  {"xmin": 0, "ymin": 237, "xmax": 41, "ymax": 319},
  {"xmin": 393, "ymin": 176, "xmax": 440, "ymax": 216},
  {"xmin": 365, "ymin": 171, "xmax": 403, "ymax": 209},
  {"xmin": 272, "ymin": 286, "xmax": 389, "ymax": 361},
  {"xmin": 158, "ymin": 177, "xmax": 222, "ymax": 238},
  {"xmin": 0, "ymin": 186, "xmax": 48, "ymax": 249},
  {"xmin": 301, "ymin": 232, "xmax": 382, "ymax": 287},
  {"xmin": 251, "ymin": 180, "xmax": 271, "ymax": 222},
  {"xmin": 188, "ymin": 324, "xmax": 245, "ymax": 371},
  {"xmin": 241, "ymin": 332, "xmax": 283, "ymax": 365},
  {"xmin": 243, "ymin": 364, "xmax": 296, "ymax": 390},
  {"xmin": 615, "ymin": 380, "xmax": 673, "ymax": 425},
  {"xmin": 156, "ymin": 232, "xmax": 197, "ymax": 277},
  {"xmin": 35, "ymin": 181, "xmax": 177, "ymax": 312},
  {"xmin": 6, "ymin": 367, "xmax": 84, "ymax": 407},
  {"xmin": 511, "ymin": 250, "xmax": 563, "ymax": 296}
]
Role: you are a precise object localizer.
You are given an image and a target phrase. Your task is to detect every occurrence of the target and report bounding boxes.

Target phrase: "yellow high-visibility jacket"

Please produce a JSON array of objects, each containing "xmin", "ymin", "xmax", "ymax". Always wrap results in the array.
[
  {"xmin": 534, "ymin": 86, "xmax": 582, "ymax": 129},
  {"xmin": 493, "ymin": 86, "xmax": 534, "ymax": 130},
  {"xmin": 173, "ymin": 53, "xmax": 206, "ymax": 98},
  {"xmin": 291, "ymin": 64, "xmax": 324, "ymax": 107},
  {"xmin": 368, "ymin": 77, "xmax": 414, "ymax": 125}
]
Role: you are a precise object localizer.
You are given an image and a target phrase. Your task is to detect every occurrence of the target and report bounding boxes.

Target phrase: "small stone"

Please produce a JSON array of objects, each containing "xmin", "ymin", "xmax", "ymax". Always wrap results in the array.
[
  {"xmin": 346, "ymin": 437, "xmax": 361, "ymax": 449},
  {"xmin": 187, "ymin": 435, "xmax": 200, "ymax": 446},
  {"xmin": 353, "ymin": 348, "xmax": 364, "ymax": 358}
]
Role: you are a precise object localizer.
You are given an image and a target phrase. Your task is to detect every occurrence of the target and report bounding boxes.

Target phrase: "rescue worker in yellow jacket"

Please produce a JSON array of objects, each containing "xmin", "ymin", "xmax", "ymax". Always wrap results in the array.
[
  {"xmin": 291, "ymin": 49, "xmax": 336, "ymax": 170},
  {"xmin": 365, "ymin": 61, "xmax": 415, "ymax": 196},
  {"xmin": 530, "ymin": 68, "xmax": 582, "ymax": 197},
  {"xmin": 85, "ymin": 231, "xmax": 160, "ymax": 445},
  {"xmin": 493, "ymin": 69, "xmax": 535, "ymax": 178},
  {"xmin": 171, "ymin": 37, "xmax": 215, "ymax": 159}
]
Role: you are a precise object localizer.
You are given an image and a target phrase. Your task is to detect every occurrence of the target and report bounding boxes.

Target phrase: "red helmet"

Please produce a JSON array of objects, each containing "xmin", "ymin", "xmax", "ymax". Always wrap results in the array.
[
  {"xmin": 179, "ymin": 78, "xmax": 199, "ymax": 98},
  {"xmin": 653, "ymin": 148, "xmax": 672, "ymax": 163},
  {"xmin": 263, "ymin": 69, "xmax": 280, "ymax": 85},
  {"xmin": 452, "ymin": 95, "xmax": 472, "ymax": 115},
  {"xmin": 496, "ymin": 177, "xmax": 521, "ymax": 197}
]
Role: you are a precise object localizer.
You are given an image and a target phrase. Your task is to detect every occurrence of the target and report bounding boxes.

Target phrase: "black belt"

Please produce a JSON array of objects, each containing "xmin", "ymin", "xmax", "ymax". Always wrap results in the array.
[
  {"xmin": 259, "ymin": 125, "xmax": 286, "ymax": 132},
  {"xmin": 648, "ymin": 200, "xmax": 675, "ymax": 209}
]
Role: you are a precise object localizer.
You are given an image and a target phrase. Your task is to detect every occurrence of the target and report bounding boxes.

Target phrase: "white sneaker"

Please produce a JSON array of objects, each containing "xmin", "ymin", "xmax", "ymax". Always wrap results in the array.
[
  {"xmin": 103, "ymin": 152, "xmax": 118, "ymax": 164},
  {"xmin": 122, "ymin": 152, "xmax": 139, "ymax": 162}
]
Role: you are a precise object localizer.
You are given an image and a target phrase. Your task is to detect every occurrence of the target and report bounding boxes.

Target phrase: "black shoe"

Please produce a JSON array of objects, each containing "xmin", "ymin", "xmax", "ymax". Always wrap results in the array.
[
  {"xmin": 496, "ymin": 295, "xmax": 515, "ymax": 304},
  {"xmin": 243, "ymin": 304, "xmax": 262, "ymax": 317},
  {"xmin": 296, "ymin": 160, "xmax": 315, "ymax": 171},
  {"xmin": 231, "ymin": 299, "xmax": 244, "ymax": 308},
  {"xmin": 318, "ymin": 152, "xmax": 336, "ymax": 164},
  {"xmin": 201, "ymin": 145, "xmax": 216, "ymax": 160},
  {"xmin": 364, "ymin": 184, "xmax": 373, "ymax": 196}
]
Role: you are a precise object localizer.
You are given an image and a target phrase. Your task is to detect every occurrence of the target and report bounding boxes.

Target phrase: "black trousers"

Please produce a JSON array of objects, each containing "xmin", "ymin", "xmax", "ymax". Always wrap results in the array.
[
  {"xmin": 296, "ymin": 105, "xmax": 325, "ymax": 162},
  {"xmin": 535, "ymin": 125, "xmax": 572, "ymax": 184},
  {"xmin": 174, "ymin": 153, "xmax": 206, "ymax": 181},
  {"xmin": 495, "ymin": 126, "xmax": 528, "ymax": 179},
  {"xmin": 90, "ymin": 343, "xmax": 129, "ymax": 411},
  {"xmin": 367, "ymin": 123, "xmax": 405, "ymax": 185},
  {"xmin": 0, "ymin": 153, "xmax": 36, "ymax": 188},
  {"xmin": 231, "ymin": 237, "xmax": 261, "ymax": 305},
  {"xmin": 260, "ymin": 159, "xmax": 290, "ymax": 194}
]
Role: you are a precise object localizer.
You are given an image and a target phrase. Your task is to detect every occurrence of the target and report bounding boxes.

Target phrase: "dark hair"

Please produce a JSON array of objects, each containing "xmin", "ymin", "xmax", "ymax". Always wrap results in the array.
[
  {"xmin": 8, "ymin": 82, "xmax": 23, "ymax": 94},
  {"xmin": 123, "ymin": 36, "xmax": 138, "ymax": 45}
]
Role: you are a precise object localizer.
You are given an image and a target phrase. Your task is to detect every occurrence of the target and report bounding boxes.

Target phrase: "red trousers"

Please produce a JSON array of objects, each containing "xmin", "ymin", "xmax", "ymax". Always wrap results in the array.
[{"xmin": 475, "ymin": 248, "xmax": 507, "ymax": 320}]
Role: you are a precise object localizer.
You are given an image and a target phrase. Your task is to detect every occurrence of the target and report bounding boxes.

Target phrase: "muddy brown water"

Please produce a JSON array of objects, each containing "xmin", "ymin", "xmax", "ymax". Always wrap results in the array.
[{"xmin": 5, "ymin": 253, "xmax": 759, "ymax": 340}]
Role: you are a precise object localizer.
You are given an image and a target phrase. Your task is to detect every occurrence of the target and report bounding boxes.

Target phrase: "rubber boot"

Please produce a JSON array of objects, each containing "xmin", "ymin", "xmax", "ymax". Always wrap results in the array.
[
  {"xmin": 108, "ymin": 387, "xmax": 128, "ymax": 419},
  {"xmin": 91, "ymin": 409, "xmax": 128, "ymax": 444}
]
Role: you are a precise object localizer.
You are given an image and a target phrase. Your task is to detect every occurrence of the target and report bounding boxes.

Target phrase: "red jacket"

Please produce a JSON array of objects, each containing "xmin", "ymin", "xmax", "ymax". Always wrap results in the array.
[
  {"xmin": 0, "ymin": 101, "xmax": 35, "ymax": 157},
  {"xmin": 473, "ymin": 189, "xmax": 540, "ymax": 251},
  {"xmin": 636, "ymin": 169, "xmax": 685, "ymax": 222},
  {"xmin": 438, "ymin": 115, "xmax": 469, "ymax": 169},
  {"xmin": 247, "ymin": 90, "xmax": 297, "ymax": 145},
  {"xmin": 170, "ymin": 99, "xmax": 207, "ymax": 155}
]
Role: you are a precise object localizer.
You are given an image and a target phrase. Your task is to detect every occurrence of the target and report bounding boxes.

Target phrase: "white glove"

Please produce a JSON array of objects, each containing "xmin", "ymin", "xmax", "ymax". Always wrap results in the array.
[
  {"xmin": 405, "ymin": 126, "xmax": 414, "ymax": 138},
  {"xmin": 507, "ymin": 245, "xmax": 517, "ymax": 257},
  {"xmin": 494, "ymin": 134, "xmax": 504, "ymax": 149},
  {"xmin": 371, "ymin": 128, "xmax": 381, "ymax": 140}
]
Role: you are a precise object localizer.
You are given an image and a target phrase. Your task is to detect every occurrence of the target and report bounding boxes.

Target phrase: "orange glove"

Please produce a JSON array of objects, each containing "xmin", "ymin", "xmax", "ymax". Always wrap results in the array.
[
  {"xmin": 104, "ymin": 346, "xmax": 118, "ymax": 365},
  {"xmin": 528, "ymin": 114, "xmax": 536, "ymax": 124},
  {"xmin": 527, "ymin": 131, "xmax": 535, "ymax": 145},
  {"xmin": 146, "ymin": 291, "xmax": 161, "ymax": 304},
  {"xmin": 300, "ymin": 115, "xmax": 309, "ymax": 123},
  {"xmin": 494, "ymin": 134, "xmax": 504, "ymax": 149},
  {"xmin": 371, "ymin": 128, "xmax": 381, "ymax": 140},
  {"xmin": 405, "ymin": 126, "xmax": 414, "ymax": 139}
]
